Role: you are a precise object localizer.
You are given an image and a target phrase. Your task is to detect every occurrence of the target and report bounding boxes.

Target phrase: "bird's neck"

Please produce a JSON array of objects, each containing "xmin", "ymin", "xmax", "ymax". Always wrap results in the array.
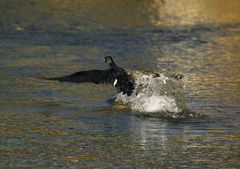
[
  {"xmin": 108, "ymin": 60, "xmax": 123, "ymax": 71},
  {"xmin": 109, "ymin": 62, "xmax": 117, "ymax": 68}
]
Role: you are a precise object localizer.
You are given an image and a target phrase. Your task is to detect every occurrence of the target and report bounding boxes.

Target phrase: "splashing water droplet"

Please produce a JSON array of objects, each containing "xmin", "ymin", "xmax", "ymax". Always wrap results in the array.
[{"xmin": 115, "ymin": 70, "xmax": 193, "ymax": 118}]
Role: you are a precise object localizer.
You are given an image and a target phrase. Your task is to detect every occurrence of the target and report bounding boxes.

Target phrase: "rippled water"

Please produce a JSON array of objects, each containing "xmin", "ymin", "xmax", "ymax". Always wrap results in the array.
[{"xmin": 0, "ymin": 0, "xmax": 240, "ymax": 168}]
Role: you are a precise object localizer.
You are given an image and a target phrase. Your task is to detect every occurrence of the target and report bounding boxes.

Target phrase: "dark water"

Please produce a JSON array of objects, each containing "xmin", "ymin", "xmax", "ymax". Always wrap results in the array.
[{"xmin": 0, "ymin": 0, "xmax": 240, "ymax": 168}]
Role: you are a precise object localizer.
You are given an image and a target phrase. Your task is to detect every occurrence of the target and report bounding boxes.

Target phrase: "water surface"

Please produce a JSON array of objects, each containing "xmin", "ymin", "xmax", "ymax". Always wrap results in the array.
[{"xmin": 0, "ymin": 0, "xmax": 239, "ymax": 168}]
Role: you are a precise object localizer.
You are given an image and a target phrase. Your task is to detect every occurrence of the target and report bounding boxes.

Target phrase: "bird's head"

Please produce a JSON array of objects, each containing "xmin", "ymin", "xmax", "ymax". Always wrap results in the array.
[
  {"xmin": 104, "ymin": 56, "xmax": 114, "ymax": 64},
  {"xmin": 104, "ymin": 56, "xmax": 119, "ymax": 69}
]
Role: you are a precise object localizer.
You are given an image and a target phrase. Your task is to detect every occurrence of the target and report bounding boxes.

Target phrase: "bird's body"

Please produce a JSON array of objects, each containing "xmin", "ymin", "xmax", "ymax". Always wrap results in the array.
[
  {"xmin": 46, "ymin": 56, "xmax": 135, "ymax": 96},
  {"xmin": 45, "ymin": 56, "xmax": 184, "ymax": 96}
]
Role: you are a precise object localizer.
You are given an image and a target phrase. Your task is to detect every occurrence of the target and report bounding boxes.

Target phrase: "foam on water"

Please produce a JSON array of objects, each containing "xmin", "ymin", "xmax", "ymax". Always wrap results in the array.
[
  {"xmin": 117, "ymin": 93, "xmax": 180, "ymax": 113},
  {"xmin": 115, "ymin": 70, "xmax": 196, "ymax": 118}
]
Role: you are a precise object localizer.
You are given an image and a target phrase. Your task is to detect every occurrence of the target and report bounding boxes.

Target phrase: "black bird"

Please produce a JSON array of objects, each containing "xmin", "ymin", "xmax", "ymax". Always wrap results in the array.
[{"xmin": 46, "ymin": 56, "xmax": 135, "ymax": 96}]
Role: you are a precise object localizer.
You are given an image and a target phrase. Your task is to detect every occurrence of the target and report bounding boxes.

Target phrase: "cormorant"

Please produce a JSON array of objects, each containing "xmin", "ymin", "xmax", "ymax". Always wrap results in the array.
[{"xmin": 46, "ymin": 56, "xmax": 135, "ymax": 96}]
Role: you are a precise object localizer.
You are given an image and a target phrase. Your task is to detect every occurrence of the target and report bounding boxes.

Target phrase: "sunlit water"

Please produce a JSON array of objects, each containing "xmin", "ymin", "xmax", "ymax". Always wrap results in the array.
[{"xmin": 0, "ymin": 0, "xmax": 240, "ymax": 168}]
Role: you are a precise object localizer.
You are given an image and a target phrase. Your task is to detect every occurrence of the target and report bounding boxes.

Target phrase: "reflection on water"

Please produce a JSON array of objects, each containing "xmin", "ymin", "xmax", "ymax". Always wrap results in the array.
[
  {"xmin": 0, "ymin": 0, "xmax": 240, "ymax": 168},
  {"xmin": 149, "ymin": 0, "xmax": 240, "ymax": 26},
  {"xmin": 0, "ymin": 0, "xmax": 240, "ymax": 30},
  {"xmin": 131, "ymin": 117, "xmax": 240, "ymax": 168}
]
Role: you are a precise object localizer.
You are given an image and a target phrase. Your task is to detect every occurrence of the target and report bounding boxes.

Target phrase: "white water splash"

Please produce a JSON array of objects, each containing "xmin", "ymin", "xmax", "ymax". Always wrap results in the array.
[
  {"xmin": 115, "ymin": 70, "xmax": 187, "ymax": 116},
  {"xmin": 117, "ymin": 93, "xmax": 180, "ymax": 113}
]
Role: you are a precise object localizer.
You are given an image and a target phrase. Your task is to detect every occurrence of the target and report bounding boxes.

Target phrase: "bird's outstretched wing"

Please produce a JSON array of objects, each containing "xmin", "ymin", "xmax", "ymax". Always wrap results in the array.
[{"xmin": 46, "ymin": 69, "xmax": 116, "ymax": 84}]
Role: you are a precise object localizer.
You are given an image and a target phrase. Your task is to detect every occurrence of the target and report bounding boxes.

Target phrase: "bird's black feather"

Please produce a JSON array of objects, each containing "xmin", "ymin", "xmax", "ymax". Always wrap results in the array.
[
  {"xmin": 46, "ymin": 69, "xmax": 116, "ymax": 84},
  {"xmin": 45, "ymin": 56, "xmax": 135, "ymax": 96}
]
